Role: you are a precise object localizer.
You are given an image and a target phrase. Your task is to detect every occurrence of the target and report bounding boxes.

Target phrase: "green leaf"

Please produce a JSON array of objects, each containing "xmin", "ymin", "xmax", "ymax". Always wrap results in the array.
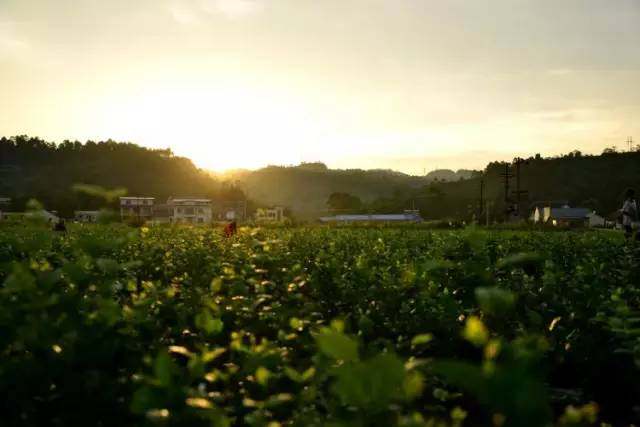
[
  {"xmin": 475, "ymin": 287, "xmax": 515, "ymax": 316},
  {"xmin": 497, "ymin": 252, "xmax": 543, "ymax": 269},
  {"xmin": 411, "ymin": 333, "xmax": 433, "ymax": 348},
  {"xmin": 403, "ymin": 370, "xmax": 425, "ymax": 400},
  {"xmin": 463, "ymin": 316, "xmax": 489, "ymax": 346},
  {"xmin": 332, "ymin": 353, "xmax": 406, "ymax": 409},
  {"xmin": 315, "ymin": 329, "xmax": 359, "ymax": 361},
  {"xmin": 255, "ymin": 366, "xmax": 271, "ymax": 386},
  {"xmin": 431, "ymin": 360, "xmax": 486, "ymax": 397},
  {"xmin": 130, "ymin": 386, "xmax": 158, "ymax": 414},
  {"xmin": 284, "ymin": 367, "xmax": 303, "ymax": 382},
  {"xmin": 154, "ymin": 351, "xmax": 173, "ymax": 387},
  {"xmin": 195, "ymin": 310, "xmax": 224, "ymax": 335}
]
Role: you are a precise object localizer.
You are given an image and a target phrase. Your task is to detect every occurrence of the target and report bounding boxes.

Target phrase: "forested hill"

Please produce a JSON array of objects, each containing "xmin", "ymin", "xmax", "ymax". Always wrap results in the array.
[
  {"xmin": 417, "ymin": 150, "xmax": 640, "ymax": 220},
  {"xmin": 224, "ymin": 150, "xmax": 640, "ymax": 220},
  {"xmin": 220, "ymin": 163, "xmax": 438, "ymax": 216},
  {"xmin": 0, "ymin": 136, "xmax": 243, "ymax": 216},
  {"xmin": 3, "ymin": 136, "xmax": 637, "ymax": 221}
]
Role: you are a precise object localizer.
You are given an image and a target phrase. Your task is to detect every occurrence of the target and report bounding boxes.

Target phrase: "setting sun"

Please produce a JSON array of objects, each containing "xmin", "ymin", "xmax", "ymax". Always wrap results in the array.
[{"xmin": 86, "ymin": 81, "xmax": 321, "ymax": 170}]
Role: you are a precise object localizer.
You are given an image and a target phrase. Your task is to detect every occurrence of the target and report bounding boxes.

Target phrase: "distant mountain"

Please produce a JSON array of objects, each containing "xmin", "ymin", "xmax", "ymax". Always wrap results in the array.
[
  {"xmin": 221, "ymin": 163, "xmax": 445, "ymax": 217},
  {"xmin": 425, "ymin": 169, "xmax": 479, "ymax": 182},
  {"xmin": 222, "ymin": 149, "xmax": 640, "ymax": 221}
]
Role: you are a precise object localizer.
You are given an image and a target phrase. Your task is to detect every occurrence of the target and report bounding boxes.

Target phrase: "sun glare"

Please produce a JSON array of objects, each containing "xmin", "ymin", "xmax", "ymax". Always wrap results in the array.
[{"xmin": 89, "ymin": 84, "xmax": 320, "ymax": 171}]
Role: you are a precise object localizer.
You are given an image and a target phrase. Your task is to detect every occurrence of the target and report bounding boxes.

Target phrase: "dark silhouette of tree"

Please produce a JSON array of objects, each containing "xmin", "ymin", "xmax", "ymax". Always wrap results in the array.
[
  {"xmin": 326, "ymin": 192, "xmax": 363, "ymax": 212},
  {"xmin": 0, "ymin": 135, "xmax": 246, "ymax": 217}
]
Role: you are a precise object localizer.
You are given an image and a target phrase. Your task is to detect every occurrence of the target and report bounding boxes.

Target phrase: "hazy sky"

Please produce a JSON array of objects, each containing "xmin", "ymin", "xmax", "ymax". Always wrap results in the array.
[{"xmin": 1, "ymin": 0, "xmax": 639, "ymax": 173}]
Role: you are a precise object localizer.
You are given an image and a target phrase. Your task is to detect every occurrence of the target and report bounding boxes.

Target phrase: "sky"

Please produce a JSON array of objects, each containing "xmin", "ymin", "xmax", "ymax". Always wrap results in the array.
[{"xmin": 1, "ymin": 0, "xmax": 639, "ymax": 174}]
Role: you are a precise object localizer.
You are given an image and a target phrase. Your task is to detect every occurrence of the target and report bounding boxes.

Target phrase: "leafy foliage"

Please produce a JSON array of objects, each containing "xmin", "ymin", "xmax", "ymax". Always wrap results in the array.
[{"xmin": 0, "ymin": 224, "xmax": 638, "ymax": 425}]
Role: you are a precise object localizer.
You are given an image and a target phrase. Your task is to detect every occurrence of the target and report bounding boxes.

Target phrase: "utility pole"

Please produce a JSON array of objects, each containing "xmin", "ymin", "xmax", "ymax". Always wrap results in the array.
[
  {"xmin": 512, "ymin": 158, "xmax": 529, "ymax": 218},
  {"xmin": 486, "ymin": 200, "xmax": 492, "ymax": 227},
  {"xmin": 500, "ymin": 164, "xmax": 513, "ymax": 219},
  {"xmin": 479, "ymin": 178, "xmax": 484, "ymax": 219},
  {"xmin": 627, "ymin": 136, "xmax": 634, "ymax": 152}
]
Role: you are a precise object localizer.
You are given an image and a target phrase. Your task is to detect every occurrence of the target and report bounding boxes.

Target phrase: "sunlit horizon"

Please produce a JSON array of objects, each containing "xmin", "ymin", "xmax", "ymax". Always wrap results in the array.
[{"xmin": 1, "ymin": 0, "xmax": 639, "ymax": 175}]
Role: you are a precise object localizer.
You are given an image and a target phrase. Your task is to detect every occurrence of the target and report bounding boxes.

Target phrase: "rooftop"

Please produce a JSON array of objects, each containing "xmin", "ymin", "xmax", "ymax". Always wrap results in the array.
[
  {"xmin": 549, "ymin": 207, "xmax": 591, "ymax": 219},
  {"xmin": 120, "ymin": 197, "xmax": 155, "ymax": 200},
  {"xmin": 319, "ymin": 213, "xmax": 422, "ymax": 222},
  {"xmin": 168, "ymin": 198, "xmax": 211, "ymax": 205}
]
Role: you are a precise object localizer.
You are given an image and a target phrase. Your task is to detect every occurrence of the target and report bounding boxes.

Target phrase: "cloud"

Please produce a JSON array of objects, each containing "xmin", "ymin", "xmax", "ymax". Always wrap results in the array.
[
  {"xmin": 547, "ymin": 68, "xmax": 573, "ymax": 76},
  {"xmin": 167, "ymin": 0, "xmax": 264, "ymax": 24},
  {"xmin": 0, "ymin": 22, "xmax": 29, "ymax": 58},
  {"xmin": 200, "ymin": 0, "xmax": 264, "ymax": 19},
  {"xmin": 167, "ymin": 3, "xmax": 200, "ymax": 25}
]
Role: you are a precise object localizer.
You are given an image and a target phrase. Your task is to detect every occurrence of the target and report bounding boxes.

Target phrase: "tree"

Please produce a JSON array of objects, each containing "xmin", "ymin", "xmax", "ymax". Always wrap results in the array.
[
  {"xmin": 0, "ymin": 136, "xmax": 247, "ymax": 217},
  {"xmin": 326, "ymin": 192, "xmax": 362, "ymax": 212}
]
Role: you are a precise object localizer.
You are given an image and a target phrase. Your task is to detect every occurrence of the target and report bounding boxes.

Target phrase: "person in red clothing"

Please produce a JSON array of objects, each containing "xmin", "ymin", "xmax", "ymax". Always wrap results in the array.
[{"xmin": 223, "ymin": 220, "xmax": 237, "ymax": 238}]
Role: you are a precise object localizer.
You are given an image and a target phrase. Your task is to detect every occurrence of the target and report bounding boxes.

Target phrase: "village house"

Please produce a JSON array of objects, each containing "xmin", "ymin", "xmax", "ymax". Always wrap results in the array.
[
  {"xmin": 531, "ymin": 205, "xmax": 590, "ymax": 227},
  {"xmin": 75, "ymin": 210, "xmax": 101, "ymax": 223},
  {"xmin": 167, "ymin": 197, "xmax": 213, "ymax": 224},
  {"xmin": 120, "ymin": 197, "xmax": 154, "ymax": 221},
  {"xmin": 1, "ymin": 210, "xmax": 59, "ymax": 223},
  {"xmin": 255, "ymin": 206, "xmax": 286, "ymax": 223},
  {"xmin": 587, "ymin": 211, "xmax": 606, "ymax": 228},
  {"xmin": 150, "ymin": 204, "xmax": 173, "ymax": 224},
  {"xmin": 529, "ymin": 201, "xmax": 570, "ymax": 222},
  {"xmin": 545, "ymin": 207, "xmax": 591, "ymax": 227}
]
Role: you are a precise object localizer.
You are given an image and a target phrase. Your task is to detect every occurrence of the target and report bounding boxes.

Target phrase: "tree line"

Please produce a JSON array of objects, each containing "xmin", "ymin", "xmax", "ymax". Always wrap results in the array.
[
  {"xmin": 345, "ymin": 149, "xmax": 640, "ymax": 221},
  {"xmin": 0, "ymin": 136, "xmax": 245, "ymax": 217},
  {"xmin": 3, "ymin": 135, "xmax": 638, "ymax": 222}
]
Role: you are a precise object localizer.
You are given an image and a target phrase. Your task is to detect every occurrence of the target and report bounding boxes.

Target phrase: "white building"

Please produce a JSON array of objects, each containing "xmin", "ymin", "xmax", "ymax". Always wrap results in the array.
[
  {"xmin": 75, "ymin": 210, "xmax": 101, "ymax": 223},
  {"xmin": 1, "ymin": 210, "xmax": 59, "ymax": 223},
  {"xmin": 319, "ymin": 210, "xmax": 422, "ymax": 224},
  {"xmin": 255, "ymin": 206, "xmax": 286, "ymax": 223},
  {"xmin": 120, "ymin": 197, "xmax": 155, "ymax": 221},
  {"xmin": 168, "ymin": 197, "xmax": 213, "ymax": 224},
  {"xmin": 150, "ymin": 204, "xmax": 173, "ymax": 224},
  {"xmin": 587, "ymin": 212, "xmax": 606, "ymax": 228}
]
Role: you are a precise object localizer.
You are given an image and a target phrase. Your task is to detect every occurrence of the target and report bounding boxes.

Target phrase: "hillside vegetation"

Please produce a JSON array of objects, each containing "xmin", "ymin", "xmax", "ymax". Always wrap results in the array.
[
  {"xmin": 421, "ymin": 150, "xmax": 640, "ymax": 220},
  {"xmin": 222, "ymin": 150, "xmax": 640, "ymax": 221},
  {"xmin": 0, "ymin": 136, "xmax": 243, "ymax": 216},
  {"xmin": 3, "ymin": 136, "xmax": 639, "ymax": 221},
  {"xmin": 221, "ymin": 163, "xmax": 434, "ymax": 217}
]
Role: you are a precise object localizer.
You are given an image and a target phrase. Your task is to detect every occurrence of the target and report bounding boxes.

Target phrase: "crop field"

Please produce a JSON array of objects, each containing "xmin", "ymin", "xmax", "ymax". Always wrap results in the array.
[{"xmin": 1, "ymin": 224, "xmax": 639, "ymax": 426}]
